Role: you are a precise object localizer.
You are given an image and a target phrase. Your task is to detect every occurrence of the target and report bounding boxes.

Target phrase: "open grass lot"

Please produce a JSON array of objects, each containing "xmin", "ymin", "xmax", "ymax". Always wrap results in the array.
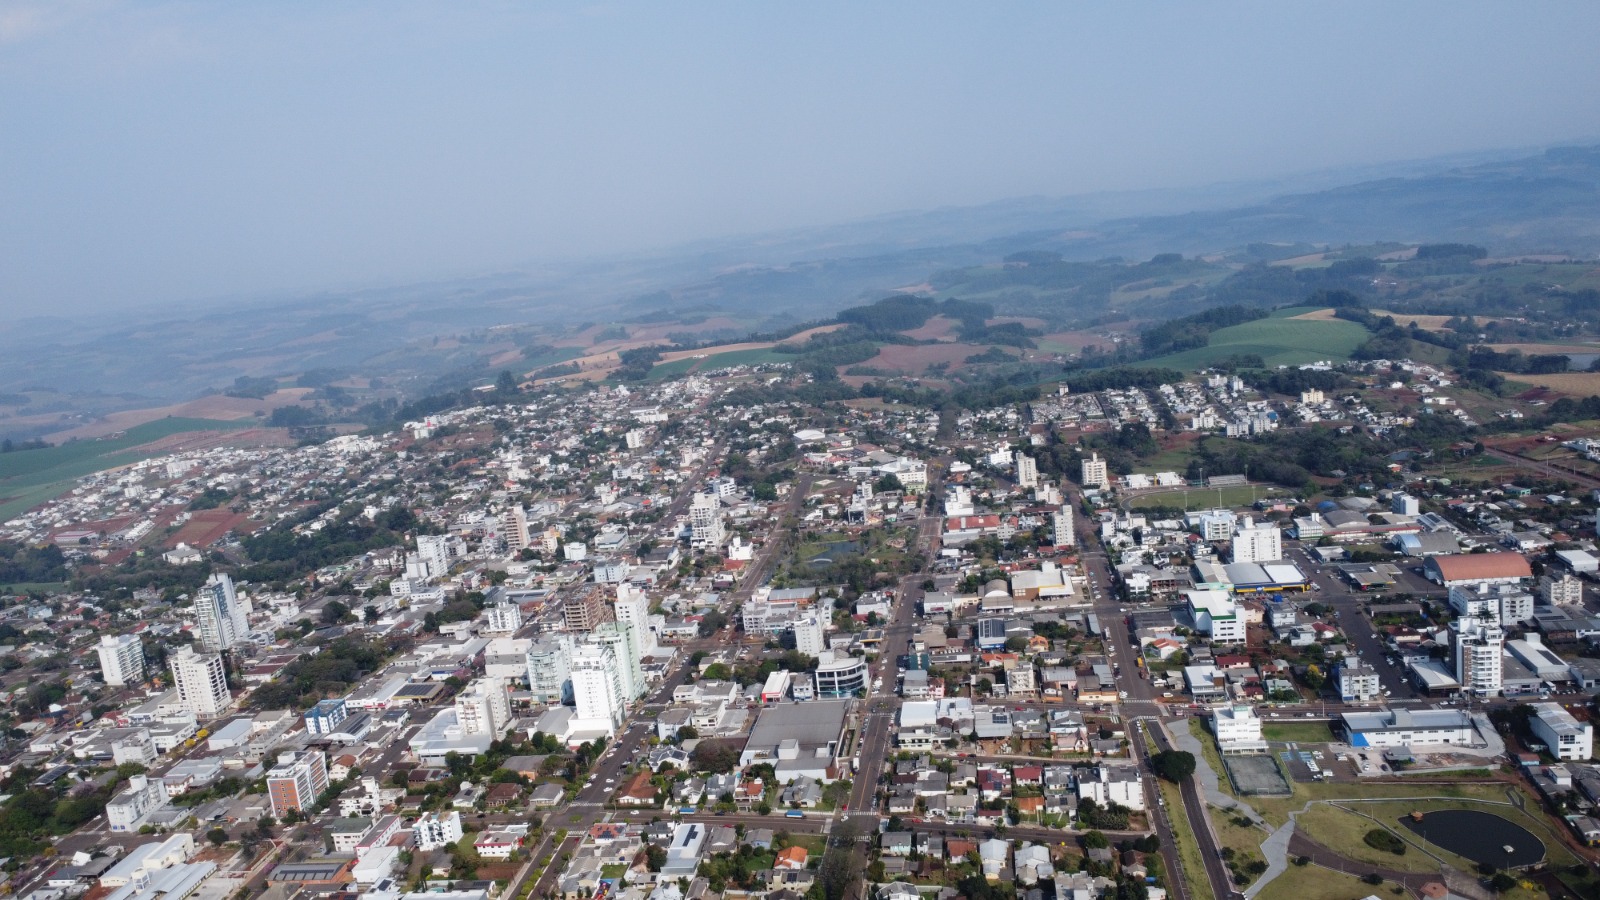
[
  {"xmin": 1253, "ymin": 862, "xmax": 1406, "ymax": 900},
  {"xmin": 1493, "ymin": 370, "xmax": 1600, "ymax": 396},
  {"xmin": 0, "ymin": 417, "xmax": 250, "ymax": 524},
  {"xmin": 647, "ymin": 347, "xmax": 790, "ymax": 380},
  {"xmin": 1128, "ymin": 483, "xmax": 1288, "ymax": 511},
  {"xmin": 1293, "ymin": 804, "xmax": 1439, "ymax": 873},
  {"xmin": 1146, "ymin": 307, "xmax": 1369, "ymax": 371},
  {"xmin": 1261, "ymin": 722, "xmax": 1336, "ymax": 743}
]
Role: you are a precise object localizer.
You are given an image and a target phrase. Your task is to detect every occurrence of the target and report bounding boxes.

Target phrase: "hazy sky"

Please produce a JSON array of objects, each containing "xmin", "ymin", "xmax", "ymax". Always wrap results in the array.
[{"xmin": 2, "ymin": 2, "xmax": 1598, "ymax": 316}]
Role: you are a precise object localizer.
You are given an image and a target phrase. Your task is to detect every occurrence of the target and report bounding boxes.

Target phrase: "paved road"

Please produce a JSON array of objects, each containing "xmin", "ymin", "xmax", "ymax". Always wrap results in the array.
[{"xmin": 1149, "ymin": 721, "xmax": 1238, "ymax": 900}]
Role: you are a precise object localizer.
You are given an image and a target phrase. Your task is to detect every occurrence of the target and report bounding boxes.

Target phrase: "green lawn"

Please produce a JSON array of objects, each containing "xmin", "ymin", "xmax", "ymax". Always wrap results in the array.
[
  {"xmin": 1261, "ymin": 722, "xmax": 1335, "ymax": 743},
  {"xmin": 1254, "ymin": 862, "xmax": 1405, "ymax": 900},
  {"xmin": 0, "ymin": 417, "xmax": 250, "ymax": 523},
  {"xmin": 1145, "ymin": 310, "xmax": 1369, "ymax": 371},
  {"xmin": 647, "ymin": 347, "xmax": 790, "ymax": 380},
  {"xmin": 1293, "ymin": 804, "xmax": 1440, "ymax": 873}
]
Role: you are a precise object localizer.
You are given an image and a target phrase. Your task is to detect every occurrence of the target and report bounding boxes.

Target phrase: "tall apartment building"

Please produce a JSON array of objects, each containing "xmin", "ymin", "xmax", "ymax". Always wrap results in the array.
[
  {"xmin": 304, "ymin": 698, "xmax": 349, "ymax": 735},
  {"xmin": 1081, "ymin": 453, "xmax": 1110, "ymax": 491},
  {"xmin": 1230, "ymin": 520, "xmax": 1282, "ymax": 564},
  {"xmin": 455, "ymin": 678, "xmax": 511, "ymax": 738},
  {"xmin": 689, "ymin": 492, "xmax": 726, "ymax": 549},
  {"xmin": 1336, "ymin": 663, "xmax": 1381, "ymax": 703},
  {"xmin": 483, "ymin": 602, "xmax": 522, "ymax": 635},
  {"xmin": 501, "ymin": 505, "xmax": 530, "ymax": 552},
  {"xmin": 1454, "ymin": 616, "xmax": 1504, "ymax": 696},
  {"xmin": 414, "ymin": 810, "xmax": 464, "ymax": 852},
  {"xmin": 590, "ymin": 622, "xmax": 645, "ymax": 704},
  {"xmin": 195, "ymin": 572, "xmax": 249, "ymax": 653},
  {"xmin": 1051, "ymin": 505, "xmax": 1075, "ymax": 547},
  {"xmin": 1014, "ymin": 452, "xmax": 1038, "ymax": 489},
  {"xmin": 1449, "ymin": 582, "xmax": 1535, "ymax": 625},
  {"xmin": 613, "ymin": 584, "xmax": 656, "ymax": 658},
  {"xmin": 525, "ymin": 635, "xmax": 574, "ymax": 705},
  {"xmin": 266, "ymin": 750, "xmax": 329, "ymax": 817},
  {"xmin": 793, "ymin": 615, "xmax": 826, "ymax": 658},
  {"xmin": 570, "ymin": 642, "xmax": 626, "ymax": 734},
  {"xmin": 169, "ymin": 645, "xmax": 232, "ymax": 718},
  {"xmin": 1540, "ymin": 574, "xmax": 1584, "ymax": 606},
  {"xmin": 563, "ymin": 591, "xmax": 612, "ymax": 632},
  {"xmin": 416, "ymin": 534, "xmax": 452, "ymax": 578},
  {"xmin": 97, "ymin": 633, "xmax": 146, "ymax": 687}
]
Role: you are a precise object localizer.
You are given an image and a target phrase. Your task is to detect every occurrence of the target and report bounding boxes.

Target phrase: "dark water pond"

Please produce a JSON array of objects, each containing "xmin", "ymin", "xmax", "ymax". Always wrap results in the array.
[{"xmin": 1398, "ymin": 809, "xmax": 1543, "ymax": 868}]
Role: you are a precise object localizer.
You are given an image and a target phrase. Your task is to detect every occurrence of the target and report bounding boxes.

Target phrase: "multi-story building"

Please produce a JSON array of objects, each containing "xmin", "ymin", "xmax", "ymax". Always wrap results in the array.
[
  {"xmin": 1015, "ymin": 452, "xmax": 1038, "ymax": 489},
  {"xmin": 195, "ymin": 573, "xmax": 249, "ymax": 653},
  {"xmin": 416, "ymin": 535, "xmax": 452, "ymax": 579},
  {"xmin": 97, "ymin": 633, "xmax": 146, "ymax": 687},
  {"xmin": 413, "ymin": 811, "xmax": 464, "ymax": 851},
  {"xmin": 483, "ymin": 602, "xmax": 522, "ymax": 635},
  {"xmin": 1454, "ymin": 616, "xmax": 1504, "ymax": 696},
  {"xmin": 304, "ymin": 698, "xmax": 349, "ymax": 735},
  {"xmin": 525, "ymin": 635, "xmax": 574, "ymax": 705},
  {"xmin": 690, "ymin": 492, "xmax": 726, "ymax": 549},
  {"xmin": 455, "ymin": 678, "xmax": 511, "ymax": 738},
  {"xmin": 591, "ymin": 622, "xmax": 645, "ymax": 704},
  {"xmin": 793, "ymin": 615, "xmax": 826, "ymax": 658},
  {"xmin": 613, "ymin": 584, "xmax": 656, "ymax": 659},
  {"xmin": 1336, "ymin": 663, "xmax": 1381, "ymax": 703},
  {"xmin": 570, "ymin": 642, "xmax": 626, "ymax": 735},
  {"xmin": 1051, "ymin": 505, "xmax": 1075, "ymax": 548},
  {"xmin": 1540, "ymin": 574, "xmax": 1585, "ymax": 606},
  {"xmin": 107, "ymin": 774, "xmax": 169, "ymax": 833},
  {"xmin": 1529, "ymin": 702, "xmax": 1593, "ymax": 761},
  {"xmin": 1081, "ymin": 453, "xmax": 1110, "ymax": 491},
  {"xmin": 563, "ymin": 591, "xmax": 611, "ymax": 632},
  {"xmin": 1391, "ymin": 493, "xmax": 1421, "ymax": 517},
  {"xmin": 266, "ymin": 750, "xmax": 329, "ymax": 817},
  {"xmin": 1230, "ymin": 520, "xmax": 1282, "ymax": 564},
  {"xmin": 169, "ymin": 646, "xmax": 232, "ymax": 718},
  {"xmin": 1185, "ymin": 589, "xmax": 1245, "ymax": 644},
  {"xmin": 813, "ymin": 651, "xmax": 868, "ymax": 698},
  {"xmin": 1210, "ymin": 704, "xmax": 1266, "ymax": 753},
  {"xmin": 501, "ymin": 505, "xmax": 530, "ymax": 552},
  {"xmin": 1449, "ymin": 582, "xmax": 1535, "ymax": 626}
]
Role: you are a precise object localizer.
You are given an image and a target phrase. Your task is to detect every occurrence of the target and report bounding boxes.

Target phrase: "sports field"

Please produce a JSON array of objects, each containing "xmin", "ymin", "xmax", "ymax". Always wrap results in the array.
[{"xmin": 1146, "ymin": 307, "xmax": 1369, "ymax": 371}]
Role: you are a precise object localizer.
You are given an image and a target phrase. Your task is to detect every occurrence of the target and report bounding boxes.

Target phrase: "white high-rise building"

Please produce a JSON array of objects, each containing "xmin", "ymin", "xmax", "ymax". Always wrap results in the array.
[
  {"xmin": 1081, "ymin": 453, "xmax": 1110, "ymax": 491},
  {"xmin": 195, "ymin": 573, "xmax": 250, "ymax": 653},
  {"xmin": 501, "ymin": 506, "xmax": 530, "ymax": 552},
  {"xmin": 1392, "ymin": 494, "xmax": 1421, "ymax": 517},
  {"xmin": 1051, "ymin": 505, "xmax": 1076, "ymax": 547},
  {"xmin": 613, "ymin": 584, "xmax": 657, "ymax": 659},
  {"xmin": 416, "ymin": 535, "xmax": 452, "ymax": 578},
  {"xmin": 570, "ymin": 643, "xmax": 626, "ymax": 734},
  {"xmin": 1230, "ymin": 520, "xmax": 1282, "ymax": 564},
  {"xmin": 793, "ymin": 615, "xmax": 826, "ymax": 658},
  {"xmin": 1015, "ymin": 452, "xmax": 1038, "ymax": 489},
  {"xmin": 483, "ymin": 602, "xmax": 522, "ymax": 635},
  {"xmin": 689, "ymin": 493, "xmax": 725, "ymax": 549},
  {"xmin": 590, "ymin": 623, "xmax": 644, "ymax": 704},
  {"xmin": 525, "ymin": 635, "xmax": 574, "ymax": 705},
  {"xmin": 1454, "ymin": 616, "xmax": 1504, "ymax": 696},
  {"xmin": 454, "ymin": 678, "xmax": 511, "ymax": 738},
  {"xmin": 169, "ymin": 646, "xmax": 232, "ymax": 718},
  {"xmin": 97, "ymin": 634, "xmax": 146, "ymax": 687}
]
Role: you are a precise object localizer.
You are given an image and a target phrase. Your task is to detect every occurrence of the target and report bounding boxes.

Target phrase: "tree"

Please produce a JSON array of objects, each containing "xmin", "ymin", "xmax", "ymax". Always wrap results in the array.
[
  {"xmin": 1151, "ymin": 750, "xmax": 1196, "ymax": 783},
  {"xmin": 702, "ymin": 663, "xmax": 733, "ymax": 681},
  {"xmin": 1003, "ymin": 636, "xmax": 1029, "ymax": 653},
  {"xmin": 321, "ymin": 600, "xmax": 351, "ymax": 625},
  {"xmin": 364, "ymin": 605, "xmax": 380, "ymax": 624},
  {"xmin": 645, "ymin": 845, "xmax": 666, "ymax": 872},
  {"xmin": 206, "ymin": 827, "xmax": 229, "ymax": 847}
]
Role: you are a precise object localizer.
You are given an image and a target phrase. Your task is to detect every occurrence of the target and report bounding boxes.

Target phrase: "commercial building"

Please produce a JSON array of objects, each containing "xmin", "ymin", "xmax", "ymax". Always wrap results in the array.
[
  {"xmin": 266, "ymin": 750, "xmax": 329, "ymax": 817},
  {"xmin": 1529, "ymin": 702, "xmax": 1593, "ymax": 761},
  {"xmin": 1184, "ymin": 589, "xmax": 1245, "ymax": 644},
  {"xmin": 1338, "ymin": 708, "xmax": 1477, "ymax": 748},
  {"xmin": 813, "ymin": 651, "xmax": 868, "ymax": 699},
  {"xmin": 97, "ymin": 633, "xmax": 146, "ymax": 687},
  {"xmin": 739, "ymin": 700, "xmax": 850, "ymax": 782},
  {"xmin": 1424, "ymin": 553, "xmax": 1533, "ymax": 588},
  {"xmin": 1210, "ymin": 704, "xmax": 1267, "ymax": 754},
  {"xmin": 195, "ymin": 573, "xmax": 250, "ymax": 653},
  {"xmin": 169, "ymin": 646, "xmax": 232, "ymax": 718}
]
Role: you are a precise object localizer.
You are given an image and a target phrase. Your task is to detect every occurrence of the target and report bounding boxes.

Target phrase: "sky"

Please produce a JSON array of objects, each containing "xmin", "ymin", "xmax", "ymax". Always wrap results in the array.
[{"xmin": 2, "ymin": 2, "xmax": 1599, "ymax": 316}]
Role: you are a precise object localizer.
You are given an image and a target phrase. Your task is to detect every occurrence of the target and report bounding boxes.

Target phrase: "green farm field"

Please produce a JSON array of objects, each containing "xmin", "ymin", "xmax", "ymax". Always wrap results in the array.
[
  {"xmin": 0, "ymin": 417, "xmax": 249, "ymax": 523},
  {"xmin": 1146, "ymin": 307, "xmax": 1370, "ymax": 370},
  {"xmin": 647, "ymin": 347, "xmax": 790, "ymax": 380}
]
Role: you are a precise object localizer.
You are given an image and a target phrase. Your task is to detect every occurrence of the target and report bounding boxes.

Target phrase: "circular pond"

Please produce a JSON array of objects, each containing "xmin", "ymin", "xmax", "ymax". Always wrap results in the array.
[{"xmin": 1398, "ymin": 809, "xmax": 1544, "ymax": 869}]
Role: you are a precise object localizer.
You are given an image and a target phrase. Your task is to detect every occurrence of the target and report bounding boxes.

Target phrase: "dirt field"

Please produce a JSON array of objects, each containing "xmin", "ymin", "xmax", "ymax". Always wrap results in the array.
[
  {"xmin": 626, "ymin": 316, "xmax": 744, "ymax": 342},
  {"xmin": 1269, "ymin": 252, "xmax": 1329, "ymax": 267},
  {"xmin": 903, "ymin": 316, "xmax": 959, "ymax": 341},
  {"xmin": 1036, "ymin": 330, "xmax": 1113, "ymax": 353},
  {"xmin": 39, "ymin": 390, "xmax": 312, "ymax": 442},
  {"xmin": 1287, "ymin": 308, "xmax": 1466, "ymax": 331},
  {"xmin": 166, "ymin": 509, "xmax": 251, "ymax": 549},
  {"xmin": 1493, "ymin": 371, "xmax": 1600, "ymax": 396},
  {"xmin": 539, "ymin": 324, "xmax": 844, "ymax": 384},
  {"xmin": 863, "ymin": 342, "xmax": 1010, "ymax": 373}
]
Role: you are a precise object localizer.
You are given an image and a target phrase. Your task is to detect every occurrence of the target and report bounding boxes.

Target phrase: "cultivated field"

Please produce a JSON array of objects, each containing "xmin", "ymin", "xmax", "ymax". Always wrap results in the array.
[
  {"xmin": 1493, "ymin": 371, "xmax": 1600, "ymax": 396},
  {"xmin": 33, "ymin": 389, "xmax": 312, "ymax": 442},
  {"xmin": 1148, "ymin": 308, "xmax": 1369, "ymax": 370},
  {"xmin": 902, "ymin": 316, "xmax": 959, "ymax": 341},
  {"xmin": 862, "ymin": 342, "xmax": 1014, "ymax": 374}
]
